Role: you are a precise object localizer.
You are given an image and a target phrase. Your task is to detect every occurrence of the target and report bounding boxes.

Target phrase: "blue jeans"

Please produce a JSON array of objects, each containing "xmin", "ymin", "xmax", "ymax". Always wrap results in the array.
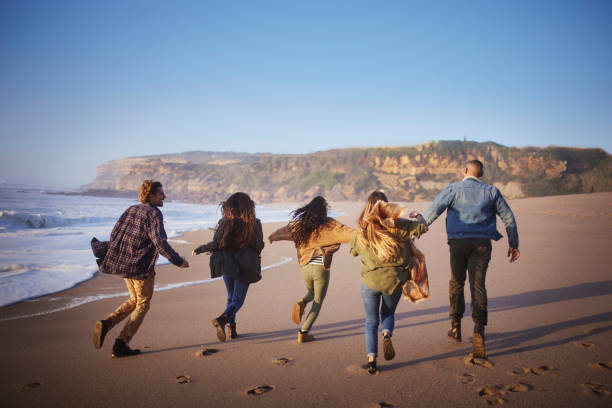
[
  {"xmin": 222, "ymin": 275, "xmax": 250, "ymax": 325},
  {"xmin": 361, "ymin": 283, "xmax": 402, "ymax": 358}
]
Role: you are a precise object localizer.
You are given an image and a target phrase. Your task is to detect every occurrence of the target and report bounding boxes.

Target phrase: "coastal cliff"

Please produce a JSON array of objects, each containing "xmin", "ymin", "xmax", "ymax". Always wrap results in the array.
[{"xmin": 82, "ymin": 141, "xmax": 612, "ymax": 203}]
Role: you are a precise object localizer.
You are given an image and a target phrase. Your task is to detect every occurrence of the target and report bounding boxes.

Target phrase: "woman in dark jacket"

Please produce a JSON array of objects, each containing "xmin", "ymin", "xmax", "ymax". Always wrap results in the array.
[{"xmin": 192, "ymin": 192, "xmax": 264, "ymax": 342}]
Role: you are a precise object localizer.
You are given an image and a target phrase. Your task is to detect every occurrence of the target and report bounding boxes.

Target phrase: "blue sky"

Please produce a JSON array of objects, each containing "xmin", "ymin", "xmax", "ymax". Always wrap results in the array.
[{"xmin": 1, "ymin": 0, "xmax": 611, "ymax": 188}]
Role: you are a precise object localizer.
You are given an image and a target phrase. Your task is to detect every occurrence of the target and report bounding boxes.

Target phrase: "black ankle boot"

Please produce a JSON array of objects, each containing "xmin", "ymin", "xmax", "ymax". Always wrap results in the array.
[
  {"xmin": 227, "ymin": 323, "xmax": 238, "ymax": 339},
  {"xmin": 447, "ymin": 320, "xmax": 461, "ymax": 342},
  {"xmin": 111, "ymin": 338, "xmax": 141, "ymax": 358}
]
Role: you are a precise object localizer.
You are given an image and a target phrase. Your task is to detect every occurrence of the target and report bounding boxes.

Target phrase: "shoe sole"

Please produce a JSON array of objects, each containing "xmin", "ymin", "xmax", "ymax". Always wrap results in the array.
[
  {"xmin": 472, "ymin": 333, "xmax": 486, "ymax": 359},
  {"xmin": 292, "ymin": 302, "xmax": 304, "ymax": 325},
  {"xmin": 383, "ymin": 337, "xmax": 395, "ymax": 361},
  {"xmin": 93, "ymin": 321, "xmax": 106, "ymax": 349},
  {"xmin": 111, "ymin": 350, "xmax": 141, "ymax": 358},
  {"xmin": 212, "ymin": 319, "xmax": 226, "ymax": 342}
]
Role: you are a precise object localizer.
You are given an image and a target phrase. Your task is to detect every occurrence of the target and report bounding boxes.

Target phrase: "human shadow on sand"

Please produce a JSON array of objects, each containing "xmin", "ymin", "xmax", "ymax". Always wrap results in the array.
[
  {"xmin": 382, "ymin": 312, "xmax": 612, "ymax": 371},
  {"xmin": 255, "ymin": 280, "xmax": 612, "ymax": 345}
]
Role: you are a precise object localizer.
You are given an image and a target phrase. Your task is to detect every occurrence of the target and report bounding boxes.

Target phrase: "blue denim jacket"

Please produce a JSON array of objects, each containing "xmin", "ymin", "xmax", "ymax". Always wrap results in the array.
[{"xmin": 423, "ymin": 178, "xmax": 519, "ymax": 248}]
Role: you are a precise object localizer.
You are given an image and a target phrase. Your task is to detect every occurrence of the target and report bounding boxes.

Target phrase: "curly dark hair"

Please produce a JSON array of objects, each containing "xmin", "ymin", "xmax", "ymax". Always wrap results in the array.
[
  {"xmin": 290, "ymin": 196, "xmax": 330, "ymax": 247},
  {"xmin": 217, "ymin": 192, "xmax": 257, "ymax": 249}
]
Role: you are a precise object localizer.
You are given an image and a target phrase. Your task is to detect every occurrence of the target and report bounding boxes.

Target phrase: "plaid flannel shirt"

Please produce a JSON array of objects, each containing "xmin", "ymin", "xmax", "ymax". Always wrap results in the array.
[{"xmin": 98, "ymin": 203, "xmax": 183, "ymax": 279}]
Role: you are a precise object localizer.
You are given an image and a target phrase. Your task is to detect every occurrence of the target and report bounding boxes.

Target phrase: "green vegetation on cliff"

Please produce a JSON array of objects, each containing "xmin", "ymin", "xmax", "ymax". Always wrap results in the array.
[{"xmin": 83, "ymin": 141, "xmax": 612, "ymax": 203}]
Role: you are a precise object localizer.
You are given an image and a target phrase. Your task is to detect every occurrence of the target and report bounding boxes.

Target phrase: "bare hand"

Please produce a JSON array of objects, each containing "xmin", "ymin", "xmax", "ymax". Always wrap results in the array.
[
  {"xmin": 507, "ymin": 248, "xmax": 520, "ymax": 263},
  {"xmin": 180, "ymin": 259, "xmax": 190, "ymax": 268},
  {"xmin": 191, "ymin": 250, "xmax": 198, "ymax": 256}
]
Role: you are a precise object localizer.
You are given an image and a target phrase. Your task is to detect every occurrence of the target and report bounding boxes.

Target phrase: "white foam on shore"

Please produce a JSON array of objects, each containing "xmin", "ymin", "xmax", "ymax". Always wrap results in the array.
[{"xmin": 0, "ymin": 257, "xmax": 293, "ymax": 321}]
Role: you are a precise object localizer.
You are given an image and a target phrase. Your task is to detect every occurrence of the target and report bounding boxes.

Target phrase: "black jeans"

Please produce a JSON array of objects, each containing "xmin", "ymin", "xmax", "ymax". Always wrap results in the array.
[{"xmin": 448, "ymin": 238, "xmax": 492, "ymax": 326}]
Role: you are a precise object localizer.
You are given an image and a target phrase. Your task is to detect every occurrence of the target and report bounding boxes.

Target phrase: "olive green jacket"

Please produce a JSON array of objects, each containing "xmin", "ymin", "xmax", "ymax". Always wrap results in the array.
[{"xmin": 350, "ymin": 219, "xmax": 428, "ymax": 294}]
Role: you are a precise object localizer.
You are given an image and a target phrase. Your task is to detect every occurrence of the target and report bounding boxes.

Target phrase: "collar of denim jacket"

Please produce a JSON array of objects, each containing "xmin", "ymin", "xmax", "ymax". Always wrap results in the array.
[{"xmin": 462, "ymin": 175, "xmax": 481, "ymax": 182}]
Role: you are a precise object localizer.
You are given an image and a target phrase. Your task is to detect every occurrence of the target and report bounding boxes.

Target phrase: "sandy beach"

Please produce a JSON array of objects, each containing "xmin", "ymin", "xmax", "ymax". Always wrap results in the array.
[{"xmin": 1, "ymin": 193, "xmax": 611, "ymax": 407}]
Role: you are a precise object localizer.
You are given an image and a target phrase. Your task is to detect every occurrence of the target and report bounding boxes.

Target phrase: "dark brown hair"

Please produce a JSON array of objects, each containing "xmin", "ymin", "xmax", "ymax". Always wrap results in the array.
[
  {"xmin": 290, "ymin": 196, "xmax": 330, "ymax": 247},
  {"xmin": 217, "ymin": 192, "xmax": 257, "ymax": 249}
]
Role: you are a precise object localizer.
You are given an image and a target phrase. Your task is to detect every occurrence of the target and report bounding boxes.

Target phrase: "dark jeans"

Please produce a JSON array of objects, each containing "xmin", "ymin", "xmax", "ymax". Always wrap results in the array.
[
  {"xmin": 448, "ymin": 238, "xmax": 492, "ymax": 326},
  {"xmin": 222, "ymin": 275, "xmax": 250, "ymax": 325}
]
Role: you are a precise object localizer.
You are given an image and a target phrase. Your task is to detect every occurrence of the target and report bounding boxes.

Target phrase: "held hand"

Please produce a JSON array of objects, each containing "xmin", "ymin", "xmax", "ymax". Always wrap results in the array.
[
  {"xmin": 408, "ymin": 211, "xmax": 420, "ymax": 218},
  {"xmin": 191, "ymin": 250, "xmax": 198, "ymax": 256},
  {"xmin": 180, "ymin": 258, "xmax": 190, "ymax": 268},
  {"xmin": 508, "ymin": 248, "xmax": 520, "ymax": 263}
]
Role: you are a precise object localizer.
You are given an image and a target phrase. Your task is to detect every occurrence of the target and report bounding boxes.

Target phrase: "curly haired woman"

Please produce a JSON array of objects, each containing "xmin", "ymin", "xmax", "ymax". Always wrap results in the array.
[{"xmin": 268, "ymin": 196, "xmax": 355, "ymax": 343}]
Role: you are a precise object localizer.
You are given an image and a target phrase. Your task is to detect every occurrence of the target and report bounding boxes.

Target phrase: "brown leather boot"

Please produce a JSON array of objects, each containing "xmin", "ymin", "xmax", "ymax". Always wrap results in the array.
[
  {"xmin": 212, "ymin": 315, "xmax": 228, "ymax": 342},
  {"xmin": 297, "ymin": 330, "xmax": 314, "ymax": 343},
  {"xmin": 472, "ymin": 324, "xmax": 486, "ymax": 358}
]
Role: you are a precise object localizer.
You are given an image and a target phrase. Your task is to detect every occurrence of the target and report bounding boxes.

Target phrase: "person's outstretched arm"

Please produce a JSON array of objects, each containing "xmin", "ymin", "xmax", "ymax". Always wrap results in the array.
[
  {"xmin": 149, "ymin": 210, "xmax": 188, "ymax": 267},
  {"xmin": 268, "ymin": 224, "xmax": 292, "ymax": 244},
  {"xmin": 422, "ymin": 186, "xmax": 454, "ymax": 226}
]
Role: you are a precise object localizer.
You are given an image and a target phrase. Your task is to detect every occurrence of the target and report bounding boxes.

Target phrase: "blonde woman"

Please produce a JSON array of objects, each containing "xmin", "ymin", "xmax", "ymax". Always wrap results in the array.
[{"xmin": 350, "ymin": 191, "xmax": 428, "ymax": 374}]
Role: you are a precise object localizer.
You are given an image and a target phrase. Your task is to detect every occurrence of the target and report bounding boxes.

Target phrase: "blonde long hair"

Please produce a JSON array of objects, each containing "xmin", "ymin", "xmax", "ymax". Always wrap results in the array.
[{"xmin": 357, "ymin": 197, "xmax": 405, "ymax": 263}]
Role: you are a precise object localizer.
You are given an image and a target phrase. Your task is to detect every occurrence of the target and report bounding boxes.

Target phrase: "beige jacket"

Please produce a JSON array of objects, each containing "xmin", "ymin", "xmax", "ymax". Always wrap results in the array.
[{"xmin": 268, "ymin": 218, "xmax": 355, "ymax": 268}]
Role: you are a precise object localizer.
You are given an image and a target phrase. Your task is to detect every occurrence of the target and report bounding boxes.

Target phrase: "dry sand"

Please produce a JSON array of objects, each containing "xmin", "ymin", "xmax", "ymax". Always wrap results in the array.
[{"xmin": 1, "ymin": 193, "xmax": 611, "ymax": 407}]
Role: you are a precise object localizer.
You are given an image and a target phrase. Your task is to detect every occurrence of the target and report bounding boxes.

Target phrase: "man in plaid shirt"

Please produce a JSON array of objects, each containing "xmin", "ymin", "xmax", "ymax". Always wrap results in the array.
[{"xmin": 91, "ymin": 180, "xmax": 189, "ymax": 358}]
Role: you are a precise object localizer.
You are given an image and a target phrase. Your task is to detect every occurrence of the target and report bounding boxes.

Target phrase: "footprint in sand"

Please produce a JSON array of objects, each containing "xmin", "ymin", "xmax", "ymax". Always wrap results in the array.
[
  {"xmin": 574, "ymin": 341, "xmax": 596, "ymax": 349},
  {"xmin": 374, "ymin": 402, "xmax": 394, "ymax": 408},
  {"xmin": 176, "ymin": 375, "xmax": 191, "ymax": 384},
  {"xmin": 507, "ymin": 366, "xmax": 531, "ymax": 376},
  {"xmin": 195, "ymin": 347, "xmax": 219, "ymax": 357},
  {"xmin": 485, "ymin": 398, "xmax": 508, "ymax": 406},
  {"xmin": 20, "ymin": 382, "xmax": 43, "ymax": 392},
  {"xmin": 463, "ymin": 355, "xmax": 494, "ymax": 369},
  {"xmin": 273, "ymin": 357, "xmax": 293, "ymax": 366},
  {"xmin": 581, "ymin": 382, "xmax": 611, "ymax": 397},
  {"xmin": 246, "ymin": 385, "xmax": 274, "ymax": 396},
  {"xmin": 460, "ymin": 373, "xmax": 476, "ymax": 384},
  {"xmin": 478, "ymin": 385, "xmax": 506, "ymax": 397},
  {"xmin": 505, "ymin": 382, "xmax": 533, "ymax": 393},
  {"xmin": 588, "ymin": 362, "xmax": 612, "ymax": 370},
  {"xmin": 531, "ymin": 366, "xmax": 556, "ymax": 376}
]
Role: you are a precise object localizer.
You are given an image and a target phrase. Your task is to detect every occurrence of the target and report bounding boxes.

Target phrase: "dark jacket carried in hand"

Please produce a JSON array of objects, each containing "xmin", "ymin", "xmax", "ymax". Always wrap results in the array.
[
  {"xmin": 91, "ymin": 203, "xmax": 184, "ymax": 280},
  {"xmin": 193, "ymin": 219, "xmax": 265, "ymax": 284}
]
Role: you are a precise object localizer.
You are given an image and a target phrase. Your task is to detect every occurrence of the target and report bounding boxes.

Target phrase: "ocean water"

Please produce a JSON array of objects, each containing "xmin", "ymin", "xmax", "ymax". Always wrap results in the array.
[{"xmin": 0, "ymin": 186, "xmax": 294, "ymax": 310}]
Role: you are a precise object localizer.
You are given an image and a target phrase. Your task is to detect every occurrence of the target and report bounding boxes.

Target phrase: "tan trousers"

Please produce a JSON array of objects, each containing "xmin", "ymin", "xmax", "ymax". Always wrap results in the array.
[{"xmin": 104, "ymin": 273, "xmax": 155, "ymax": 344}]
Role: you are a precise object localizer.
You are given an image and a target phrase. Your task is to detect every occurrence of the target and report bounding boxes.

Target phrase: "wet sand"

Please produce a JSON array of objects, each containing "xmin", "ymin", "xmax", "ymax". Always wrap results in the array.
[{"xmin": 1, "ymin": 193, "xmax": 611, "ymax": 407}]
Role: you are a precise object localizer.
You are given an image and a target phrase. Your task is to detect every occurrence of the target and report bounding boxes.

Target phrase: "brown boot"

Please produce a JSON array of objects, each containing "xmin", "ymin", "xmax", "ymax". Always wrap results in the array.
[
  {"xmin": 212, "ymin": 315, "xmax": 228, "ymax": 342},
  {"xmin": 297, "ymin": 330, "xmax": 314, "ymax": 343},
  {"xmin": 227, "ymin": 323, "xmax": 238, "ymax": 339},
  {"xmin": 292, "ymin": 300, "xmax": 305, "ymax": 325},
  {"xmin": 92, "ymin": 319, "xmax": 110, "ymax": 349},
  {"xmin": 472, "ymin": 325, "xmax": 486, "ymax": 358}
]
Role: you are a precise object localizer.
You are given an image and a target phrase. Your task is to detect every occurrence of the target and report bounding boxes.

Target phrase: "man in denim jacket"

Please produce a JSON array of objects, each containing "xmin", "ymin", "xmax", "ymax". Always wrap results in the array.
[{"xmin": 421, "ymin": 160, "xmax": 520, "ymax": 358}]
